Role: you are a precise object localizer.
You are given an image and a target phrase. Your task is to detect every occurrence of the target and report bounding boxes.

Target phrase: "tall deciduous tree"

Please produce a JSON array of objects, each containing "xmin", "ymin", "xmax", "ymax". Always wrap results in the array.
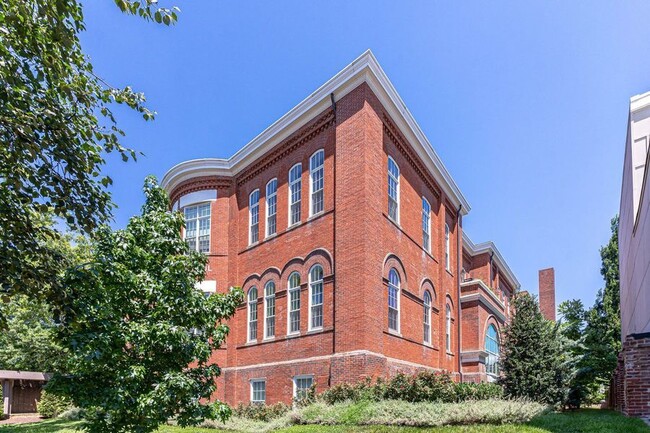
[
  {"xmin": 48, "ymin": 177, "xmax": 244, "ymax": 433},
  {"xmin": 500, "ymin": 292, "xmax": 573, "ymax": 406},
  {"xmin": 0, "ymin": 0, "xmax": 177, "ymax": 302}
]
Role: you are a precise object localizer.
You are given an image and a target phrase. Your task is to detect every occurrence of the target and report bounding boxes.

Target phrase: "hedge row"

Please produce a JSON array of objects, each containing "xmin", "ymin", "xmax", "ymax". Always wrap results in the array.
[
  {"xmin": 319, "ymin": 372, "xmax": 503, "ymax": 404},
  {"xmin": 233, "ymin": 372, "xmax": 503, "ymax": 421}
]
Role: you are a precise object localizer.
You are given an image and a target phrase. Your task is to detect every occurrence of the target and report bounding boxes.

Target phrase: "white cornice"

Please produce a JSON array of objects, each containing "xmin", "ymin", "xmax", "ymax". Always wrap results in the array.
[
  {"xmin": 460, "ymin": 289, "xmax": 507, "ymax": 323},
  {"xmin": 630, "ymin": 91, "xmax": 650, "ymax": 113},
  {"xmin": 461, "ymin": 279, "xmax": 506, "ymax": 310},
  {"xmin": 462, "ymin": 232, "xmax": 520, "ymax": 290},
  {"xmin": 161, "ymin": 50, "xmax": 471, "ymax": 215}
]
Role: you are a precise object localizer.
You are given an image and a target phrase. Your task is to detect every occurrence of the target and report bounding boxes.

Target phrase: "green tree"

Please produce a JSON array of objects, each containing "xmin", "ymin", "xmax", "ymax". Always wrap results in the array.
[
  {"xmin": 558, "ymin": 299, "xmax": 592, "ymax": 408},
  {"xmin": 0, "ymin": 295, "xmax": 67, "ymax": 372},
  {"xmin": 580, "ymin": 216, "xmax": 621, "ymax": 399},
  {"xmin": 0, "ymin": 228, "xmax": 90, "ymax": 369},
  {"xmin": 500, "ymin": 292, "xmax": 573, "ymax": 406},
  {"xmin": 0, "ymin": 0, "xmax": 177, "ymax": 302},
  {"xmin": 48, "ymin": 176, "xmax": 244, "ymax": 433}
]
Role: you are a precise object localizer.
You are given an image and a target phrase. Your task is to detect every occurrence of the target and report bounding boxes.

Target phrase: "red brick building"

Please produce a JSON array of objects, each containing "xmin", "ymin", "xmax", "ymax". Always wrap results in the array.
[{"xmin": 161, "ymin": 51, "xmax": 522, "ymax": 405}]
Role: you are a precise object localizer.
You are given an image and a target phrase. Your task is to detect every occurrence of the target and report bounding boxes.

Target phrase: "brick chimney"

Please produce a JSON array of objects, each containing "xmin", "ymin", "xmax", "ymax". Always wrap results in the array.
[{"xmin": 538, "ymin": 268, "xmax": 556, "ymax": 321}]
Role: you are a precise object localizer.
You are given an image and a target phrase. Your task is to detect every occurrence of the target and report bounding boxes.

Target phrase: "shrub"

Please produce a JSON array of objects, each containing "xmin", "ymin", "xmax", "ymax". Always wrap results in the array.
[
  {"xmin": 454, "ymin": 382, "xmax": 504, "ymax": 402},
  {"xmin": 232, "ymin": 402, "xmax": 291, "ymax": 422},
  {"xmin": 318, "ymin": 372, "xmax": 503, "ymax": 404},
  {"xmin": 292, "ymin": 398, "xmax": 547, "ymax": 427},
  {"xmin": 37, "ymin": 390, "xmax": 73, "ymax": 418},
  {"xmin": 294, "ymin": 384, "xmax": 317, "ymax": 408},
  {"xmin": 58, "ymin": 407, "xmax": 85, "ymax": 421}
]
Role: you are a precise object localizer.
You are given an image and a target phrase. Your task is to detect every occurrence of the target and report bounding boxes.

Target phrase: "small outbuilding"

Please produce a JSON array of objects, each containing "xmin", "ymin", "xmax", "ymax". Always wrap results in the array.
[{"xmin": 1, "ymin": 370, "xmax": 51, "ymax": 419}]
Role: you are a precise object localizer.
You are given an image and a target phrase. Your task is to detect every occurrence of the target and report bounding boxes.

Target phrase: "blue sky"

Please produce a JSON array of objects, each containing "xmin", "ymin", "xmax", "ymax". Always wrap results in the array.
[{"xmin": 81, "ymin": 1, "xmax": 650, "ymax": 309}]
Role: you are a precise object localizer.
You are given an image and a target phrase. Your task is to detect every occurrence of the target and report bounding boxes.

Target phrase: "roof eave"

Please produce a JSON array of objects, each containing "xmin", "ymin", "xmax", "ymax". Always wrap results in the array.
[{"xmin": 160, "ymin": 50, "xmax": 470, "ymax": 215}]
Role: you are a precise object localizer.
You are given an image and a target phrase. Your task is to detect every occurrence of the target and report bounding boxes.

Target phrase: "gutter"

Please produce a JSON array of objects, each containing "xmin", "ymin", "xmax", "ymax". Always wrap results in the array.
[{"xmin": 456, "ymin": 204, "xmax": 463, "ymax": 382}]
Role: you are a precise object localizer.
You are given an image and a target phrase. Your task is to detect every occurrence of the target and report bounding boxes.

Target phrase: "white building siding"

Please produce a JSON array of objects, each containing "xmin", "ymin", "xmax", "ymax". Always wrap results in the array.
[{"xmin": 619, "ymin": 91, "xmax": 650, "ymax": 340}]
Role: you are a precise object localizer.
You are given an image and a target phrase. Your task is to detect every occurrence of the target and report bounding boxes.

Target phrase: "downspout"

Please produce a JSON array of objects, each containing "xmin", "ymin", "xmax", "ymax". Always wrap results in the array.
[
  {"xmin": 330, "ymin": 92, "xmax": 337, "ymax": 386},
  {"xmin": 456, "ymin": 204, "xmax": 463, "ymax": 383}
]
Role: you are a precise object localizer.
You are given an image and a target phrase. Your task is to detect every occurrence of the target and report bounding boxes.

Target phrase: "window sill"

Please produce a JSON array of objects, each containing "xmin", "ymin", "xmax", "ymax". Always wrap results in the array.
[
  {"xmin": 307, "ymin": 211, "xmax": 324, "ymax": 221},
  {"xmin": 446, "ymin": 351, "xmax": 454, "ymax": 356},
  {"xmin": 384, "ymin": 213, "xmax": 439, "ymax": 263},
  {"xmin": 237, "ymin": 328, "xmax": 333, "ymax": 349},
  {"xmin": 445, "ymin": 269, "xmax": 454, "ymax": 277},
  {"xmin": 307, "ymin": 327, "xmax": 324, "ymax": 334},
  {"xmin": 383, "ymin": 330, "xmax": 440, "ymax": 350},
  {"xmin": 239, "ymin": 210, "xmax": 333, "ymax": 255}
]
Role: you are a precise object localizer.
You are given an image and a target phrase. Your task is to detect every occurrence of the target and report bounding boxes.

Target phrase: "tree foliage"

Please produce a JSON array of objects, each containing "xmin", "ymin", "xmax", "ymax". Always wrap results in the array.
[
  {"xmin": 0, "ymin": 295, "xmax": 67, "ymax": 372},
  {"xmin": 0, "ymin": 0, "xmax": 177, "ymax": 301},
  {"xmin": 0, "ymin": 229, "xmax": 89, "ymax": 366},
  {"xmin": 48, "ymin": 177, "xmax": 244, "ymax": 433},
  {"xmin": 499, "ymin": 292, "xmax": 574, "ymax": 406}
]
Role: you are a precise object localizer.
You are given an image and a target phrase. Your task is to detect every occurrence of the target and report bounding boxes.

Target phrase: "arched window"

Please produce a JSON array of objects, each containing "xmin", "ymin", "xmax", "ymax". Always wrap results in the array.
[
  {"xmin": 387, "ymin": 157, "xmax": 400, "ymax": 222},
  {"xmin": 289, "ymin": 164, "xmax": 302, "ymax": 226},
  {"xmin": 266, "ymin": 179, "xmax": 278, "ymax": 237},
  {"xmin": 309, "ymin": 265, "xmax": 324, "ymax": 330},
  {"xmin": 310, "ymin": 150, "xmax": 324, "ymax": 216},
  {"xmin": 445, "ymin": 304, "xmax": 452, "ymax": 352},
  {"xmin": 247, "ymin": 287, "xmax": 258, "ymax": 342},
  {"xmin": 422, "ymin": 198, "xmax": 431, "ymax": 252},
  {"xmin": 388, "ymin": 268, "xmax": 400, "ymax": 332},
  {"xmin": 264, "ymin": 281, "xmax": 276, "ymax": 338},
  {"xmin": 423, "ymin": 290, "xmax": 432, "ymax": 344},
  {"xmin": 288, "ymin": 272, "xmax": 301, "ymax": 334},
  {"xmin": 249, "ymin": 189, "xmax": 260, "ymax": 245},
  {"xmin": 485, "ymin": 324, "xmax": 500, "ymax": 375}
]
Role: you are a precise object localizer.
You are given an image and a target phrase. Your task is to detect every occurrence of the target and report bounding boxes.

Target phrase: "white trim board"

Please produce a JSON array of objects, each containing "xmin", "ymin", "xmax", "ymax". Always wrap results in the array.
[{"xmin": 161, "ymin": 50, "xmax": 470, "ymax": 216}]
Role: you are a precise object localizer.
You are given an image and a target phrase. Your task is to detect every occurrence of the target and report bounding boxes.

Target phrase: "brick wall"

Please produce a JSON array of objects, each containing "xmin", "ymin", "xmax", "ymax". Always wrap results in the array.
[{"xmin": 168, "ymin": 82, "xmax": 501, "ymax": 406}]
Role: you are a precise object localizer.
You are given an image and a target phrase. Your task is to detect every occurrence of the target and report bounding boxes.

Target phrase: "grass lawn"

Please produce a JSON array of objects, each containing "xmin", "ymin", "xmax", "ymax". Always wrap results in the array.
[{"xmin": 1, "ymin": 410, "xmax": 648, "ymax": 433}]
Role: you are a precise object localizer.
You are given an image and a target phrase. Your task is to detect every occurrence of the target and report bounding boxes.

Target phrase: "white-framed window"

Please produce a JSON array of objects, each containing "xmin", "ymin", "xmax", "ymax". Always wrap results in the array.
[
  {"xmin": 250, "ymin": 379, "xmax": 266, "ymax": 403},
  {"xmin": 184, "ymin": 203, "xmax": 211, "ymax": 253},
  {"xmin": 266, "ymin": 179, "xmax": 278, "ymax": 237},
  {"xmin": 264, "ymin": 281, "xmax": 276, "ymax": 339},
  {"xmin": 249, "ymin": 189, "xmax": 260, "ymax": 245},
  {"xmin": 288, "ymin": 272, "xmax": 301, "ymax": 334},
  {"xmin": 289, "ymin": 163, "xmax": 302, "ymax": 226},
  {"xmin": 309, "ymin": 265, "xmax": 324, "ymax": 330},
  {"xmin": 444, "ymin": 223, "xmax": 451, "ymax": 271},
  {"xmin": 445, "ymin": 303, "xmax": 452, "ymax": 352},
  {"xmin": 485, "ymin": 324, "xmax": 500, "ymax": 376},
  {"xmin": 388, "ymin": 156, "xmax": 400, "ymax": 222},
  {"xmin": 423, "ymin": 290, "xmax": 432, "ymax": 344},
  {"xmin": 293, "ymin": 375, "xmax": 314, "ymax": 400},
  {"xmin": 388, "ymin": 268, "xmax": 400, "ymax": 332},
  {"xmin": 422, "ymin": 197, "xmax": 431, "ymax": 252},
  {"xmin": 309, "ymin": 150, "xmax": 324, "ymax": 216},
  {"xmin": 247, "ymin": 287, "xmax": 258, "ymax": 342}
]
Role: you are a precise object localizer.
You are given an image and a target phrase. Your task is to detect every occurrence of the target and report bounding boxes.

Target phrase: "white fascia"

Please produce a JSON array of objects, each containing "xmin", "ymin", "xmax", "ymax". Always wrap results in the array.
[
  {"xmin": 462, "ymin": 232, "xmax": 521, "ymax": 291},
  {"xmin": 161, "ymin": 50, "xmax": 470, "ymax": 215}
]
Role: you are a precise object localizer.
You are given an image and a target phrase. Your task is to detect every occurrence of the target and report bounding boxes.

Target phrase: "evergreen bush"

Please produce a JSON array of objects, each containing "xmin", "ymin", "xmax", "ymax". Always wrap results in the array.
[{"xmin": 37, "ymin": 390, "xmax": 73, "ymax": 418}]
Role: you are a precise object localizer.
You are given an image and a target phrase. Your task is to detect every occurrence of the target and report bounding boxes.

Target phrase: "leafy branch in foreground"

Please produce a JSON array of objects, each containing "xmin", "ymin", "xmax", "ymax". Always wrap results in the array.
[
  {"xmin": 48, "ymin": 176, "xmax": 244, "ymax": 433},
  {"xmin": 0, "ymin": 0, "xmax": 177, "ymax": 304}
]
